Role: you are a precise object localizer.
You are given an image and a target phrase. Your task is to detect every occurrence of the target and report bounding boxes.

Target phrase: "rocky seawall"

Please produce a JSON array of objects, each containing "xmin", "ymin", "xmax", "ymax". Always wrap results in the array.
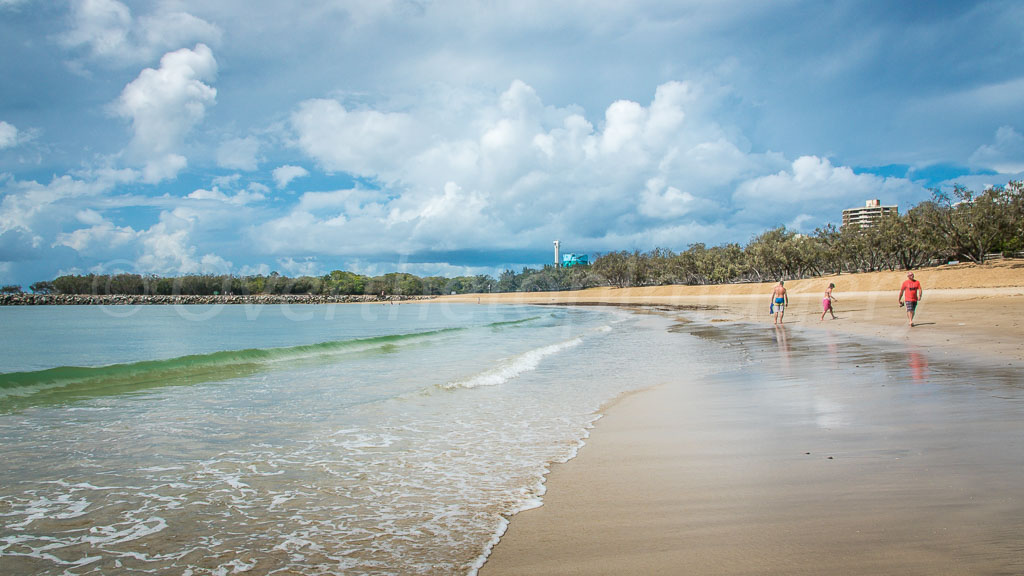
[{"xmin": 0, "ymin": 294, "xmax": 436, "ymax": 306}]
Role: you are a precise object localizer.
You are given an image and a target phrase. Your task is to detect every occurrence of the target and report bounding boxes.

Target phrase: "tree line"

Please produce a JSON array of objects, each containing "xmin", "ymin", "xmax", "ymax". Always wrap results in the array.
[
  {"xmin": 25, "ymin": 271, "xmax": 498, "ymax": 298},
  {"xmin": 14, "ymin": 181, "xmax": 1024, "ymax": 296}
]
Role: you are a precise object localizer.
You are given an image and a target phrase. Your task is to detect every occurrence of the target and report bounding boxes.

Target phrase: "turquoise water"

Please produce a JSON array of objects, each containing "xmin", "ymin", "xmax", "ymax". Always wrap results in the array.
[{"xmin": 0, "ymin": 303, "xmax": 727, "ymax": 575}]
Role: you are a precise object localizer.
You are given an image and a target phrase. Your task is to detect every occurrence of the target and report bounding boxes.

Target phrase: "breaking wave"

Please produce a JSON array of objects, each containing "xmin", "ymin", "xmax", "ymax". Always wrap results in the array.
[{"xmin": 442, "ymin": 337, "xmax": 584, "ymax": 390}]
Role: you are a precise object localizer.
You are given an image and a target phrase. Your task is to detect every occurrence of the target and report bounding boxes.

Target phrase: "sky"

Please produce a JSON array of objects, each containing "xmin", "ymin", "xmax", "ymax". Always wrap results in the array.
[{"xmin": 1, "ymin": 0, "xmax": 1022, "ymax": 288}]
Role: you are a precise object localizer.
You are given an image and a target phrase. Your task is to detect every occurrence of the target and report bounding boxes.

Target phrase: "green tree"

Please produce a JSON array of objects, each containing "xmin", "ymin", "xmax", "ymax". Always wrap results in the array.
[
  {"xmin": 29, "ymin": 281, "xmax": 55, "ymax": 294},
  {"xmin": 322, "ymin": 270, "xmax": 368, "ymax": 295},
  {"xmin": 812, "ymin": 224, "xmax": 845, "ymax": 275},
  {"xmin": 421, "ymin": 276, "xmax": 450, "ymax": 296},
  {"xmin": 706, "ymin": 244, "xmax": 746, "ymax": 284},
  {"xmin": 928, "ymin": 184, "xmax": 1019, "ymax": 263},
  {"xmin": 886, "ymin": 207, "xmax": 942, "ymax": 270},
  {"xmin": 496, "ymin": 269, "xmax": 519, "ymax": 292},
  {"xmin": 246, "ymin": 275, "xmax": 267, "ymax": 294},
  {"xmin": 593, "ymin": 251, "xmax": 631, "ymax": 287},
  {"xmin": 745, "ymin": 227, "xmax": 799, "ymax": 281},
  {"xmin": 469, "ymin": 274, "xmax": 497, "ymax": 293}
]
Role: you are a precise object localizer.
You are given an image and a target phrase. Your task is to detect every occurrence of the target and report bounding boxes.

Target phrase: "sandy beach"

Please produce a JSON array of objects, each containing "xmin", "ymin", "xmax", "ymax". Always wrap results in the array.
[
  {"xmin": 442, "ymin": 259, "xmax": 1024, "ymax": 366},
  {"xmin": 448, "ymin": 260, "xmax": 1024, "ymax": 575}
]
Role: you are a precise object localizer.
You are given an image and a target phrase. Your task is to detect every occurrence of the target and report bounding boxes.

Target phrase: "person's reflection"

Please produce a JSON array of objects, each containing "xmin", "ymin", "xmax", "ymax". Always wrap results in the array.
[
  {"xmin": 825, "ymin": 335, "xmax": 839, "ymax": 367},
  {"xmin": 774, "ymin": 324, "xmax": 791, "ymax": 371},
  {"xmin": 909, "ymin": 351, "xmax": 929, "ymax": 382}
]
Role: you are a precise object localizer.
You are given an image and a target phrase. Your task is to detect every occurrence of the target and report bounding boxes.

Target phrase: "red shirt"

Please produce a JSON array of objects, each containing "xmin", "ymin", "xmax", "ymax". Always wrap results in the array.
[{"xmin": 901, "ymin": 279, "xmax": 922, "ymax": 302}]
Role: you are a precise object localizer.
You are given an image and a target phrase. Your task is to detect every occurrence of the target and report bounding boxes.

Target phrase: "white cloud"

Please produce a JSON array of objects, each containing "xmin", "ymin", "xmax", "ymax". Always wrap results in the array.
[
  {"xmin": 0, "ymin": 168, "xmax": 251, "ymax": 284},
  {"xmin": 75, "ymin": 209, "xmax": 106, "ymax": 226},
  {"xmin": 276, "ymin": 257, "xmax": 320, "ymax": 277},
  {"xmin": 199, "ymin": 253, "xmax": 232, "ymax": 274},
  {"xmin": 0, "ymin": 175, "xmax": 114, "ymax": 237},
  {"xmin": 114, "ymin": 43, "xmax": 218, "ymax": 182},
  {"xmin": 638, "ymin": 177, "xmax": 715, "ymax": 219},
  {"xmin": 733, "ymin": 155, "xmax": 917, "ymax": 228},
  {"xmin": 0, "ymin": 121, "xmax": 18, "ymax": 149},
  {"xmin": 187, "ymin": 188, "xmax": 230, "ymax": 202},
  {"xmin": 233, "ymin": 189, "xmax": 267, "ymax": 205},
  {"xmin": 969, "ymin": 125, "xmax": 1024, "ymax": 174},
  {"xmin": 404, "ymin": 181, "xmax": 493, "ymax": 250},
  {"xmin": 59, "ymin": 0, "xmax": 221, "ymax": 68},
  {"xmin": 55, "ymin": 219, "xmax": 138, "ymax": 253},
  {"xmin": 60, "ymin": 0, "xmax": 132, "ymax": 60},
  {"xmin": 133, "ymin": 210, "xmax": 229, "ymax": 276},
  {"xmin": 280, "ymin": 78, "xmax": 798, "ymax": 256},
  {"xmin": 238, "ymin": 262, "xmax": 272, "ymax": 277},
  {"xmin": 272, "ymin": 165, "xmax": 310, "ymax": 189},
  {"xmin": 187, "ymin": 186, "xmax": 265, "ymax": 205},
  {"xmin": 217, "ymin": 136, "xmax": 260, "ymax": 170},
  {"xmin": 18, "ymin": 2, "xmax": 1021, "ymax": 288},
  {"xmin": 290, "ymin": 98, "xmax": 417, "ymax": 178}
]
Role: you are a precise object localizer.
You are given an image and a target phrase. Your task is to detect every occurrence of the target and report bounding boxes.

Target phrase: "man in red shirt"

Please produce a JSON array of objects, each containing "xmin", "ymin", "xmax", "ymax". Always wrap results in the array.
[{"xmin": 898, "ymin": 272, "xmax": 923, "ymax": 327}]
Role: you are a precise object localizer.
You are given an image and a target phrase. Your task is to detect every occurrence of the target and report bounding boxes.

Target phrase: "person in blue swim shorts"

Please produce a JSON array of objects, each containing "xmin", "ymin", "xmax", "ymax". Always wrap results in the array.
[{"xmin": 770, "ymin": 280, "xmax": 789, "ymax": 324}]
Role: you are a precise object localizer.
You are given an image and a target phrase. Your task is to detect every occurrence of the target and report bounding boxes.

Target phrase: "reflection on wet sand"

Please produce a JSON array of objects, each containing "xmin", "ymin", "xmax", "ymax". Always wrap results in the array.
[
  {"xmin": 909, "ymin": 350, "xmax": 929, "ymax": 381},
  {"xmin": 484, "ymin": 313, "xmax": 1024, "ymax": 576},
  {"xmin": 773, "ymin": 324, "xmax": 790, "ymax": 371}
]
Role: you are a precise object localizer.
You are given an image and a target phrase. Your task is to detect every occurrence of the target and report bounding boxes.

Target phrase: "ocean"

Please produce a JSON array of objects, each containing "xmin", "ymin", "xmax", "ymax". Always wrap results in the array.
[{"xmin": 0, "ymin": 302, "xmax": 727, "ymax": 575}]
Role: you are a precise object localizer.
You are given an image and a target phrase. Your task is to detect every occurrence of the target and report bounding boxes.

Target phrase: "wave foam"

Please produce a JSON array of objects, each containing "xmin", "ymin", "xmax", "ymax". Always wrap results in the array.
[{"xmin": 443, "ymin": 337, "xmax": 583, "ymax": 390}]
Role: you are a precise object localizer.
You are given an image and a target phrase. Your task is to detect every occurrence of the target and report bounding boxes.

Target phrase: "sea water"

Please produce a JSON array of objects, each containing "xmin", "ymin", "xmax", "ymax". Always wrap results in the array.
[{"xmin": 0, "ymin": 302, "xmax": 726, "ymax": 575}]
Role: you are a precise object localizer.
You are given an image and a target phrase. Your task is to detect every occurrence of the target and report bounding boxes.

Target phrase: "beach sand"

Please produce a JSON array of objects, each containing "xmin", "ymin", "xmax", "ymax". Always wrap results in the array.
[
  {"xmin": 442, "ymin": 259, "xmax": 1024, "ymax": 366},
  {"xmin": 442, "ymin": 260, "xmax": 1024, "ymax": 575}
]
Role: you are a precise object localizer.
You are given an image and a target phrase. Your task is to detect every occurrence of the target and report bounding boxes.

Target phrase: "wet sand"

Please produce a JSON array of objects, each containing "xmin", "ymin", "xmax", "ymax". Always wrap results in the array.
[
  {"xmin": 441, "ymin": 260, "xmax": 1024, "ymax": 365},
  {"xmin": 462, "ymin": 262, "xmax": 1024, "ymax": 575}
]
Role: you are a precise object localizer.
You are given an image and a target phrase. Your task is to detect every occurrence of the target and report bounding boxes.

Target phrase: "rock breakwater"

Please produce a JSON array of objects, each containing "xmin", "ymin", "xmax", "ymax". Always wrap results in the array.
[{"xmin": 0, "ymin": 294, "xmax": 436, "ymax": 306}]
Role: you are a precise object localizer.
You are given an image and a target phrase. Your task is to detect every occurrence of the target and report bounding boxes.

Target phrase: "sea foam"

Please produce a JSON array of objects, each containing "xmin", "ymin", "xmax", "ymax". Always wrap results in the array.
[{"xmin": 442, "ymin": 337, "xmax": 584, "ymax": 390}]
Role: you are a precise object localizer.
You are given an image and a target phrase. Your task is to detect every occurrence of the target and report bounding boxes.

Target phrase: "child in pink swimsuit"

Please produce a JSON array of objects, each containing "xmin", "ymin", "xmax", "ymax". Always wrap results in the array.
[{"xmin": 821, "ymin": 283, "xmax": 837, "ymax": 320}]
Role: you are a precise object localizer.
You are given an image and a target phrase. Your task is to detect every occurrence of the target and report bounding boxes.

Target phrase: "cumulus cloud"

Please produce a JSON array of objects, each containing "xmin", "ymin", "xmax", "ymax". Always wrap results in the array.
[
  {"xmin": 291, "ymin": 99, "xmax": 417, "ymax": 178},
  {"xmin": 0, "ymin": 121, "xmax": 18, "ymax": 149},
  {"xmin": 59, "ymin": 0, "xmax": 221, "ymax": 69},
  {"xmin": 21, "ymin": 2, "xmax": 1020, "ymax": 288},
  {"xmin": 133, "ymin": 209, "xmax": 231, "ymax": 276},
  {"xmin": 0, "ymin": 173, "xmax": 139, "ymax": 280},
  {"xmin": 0, "ymin": 167, "xmax": 251, "ymax": 285},
  {"xmin": 272, "ymin": 165, "xmax": 310, "ymax": 189},
  {"xmin": 187, "ymin": 186, "xmax": 265, "ymax": 205},
  {"xmin": 638, "ymin": 177, "xmax": 716, "ymax": 220},
  {"xmin": 969, "ymin": 125, "xmax": 1024, "ymax": 174},
  {"xmin": 733, "ymin": 155, "xmax": 918, "ymax": 228},
  {"xmin": 113, "ymin": 43, "xmax": 217, "ymax": 182},
  {"xmin": 282, "ymin": 79, "xmax": 789, "ymax": 257},
  {"xmin": 0, "ymin": 175, "xmax": 115, "ymax": 239},
  {"xmin": 54, "ymin": 217, "xmax": 138, "ymax": 254},
  {"xmin": 216, "ymin": 136, "xmax": 260, "ymax": 170},
  {"xmin": 276, "ymin": 257, "xmax": 320, "ymax": 277}
]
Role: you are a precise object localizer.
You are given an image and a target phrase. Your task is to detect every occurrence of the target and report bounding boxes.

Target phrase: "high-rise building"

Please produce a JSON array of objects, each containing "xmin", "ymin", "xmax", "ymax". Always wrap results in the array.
[{"xmin": 842, "ymin": 199, "xmax": 898, "ymax": 228}]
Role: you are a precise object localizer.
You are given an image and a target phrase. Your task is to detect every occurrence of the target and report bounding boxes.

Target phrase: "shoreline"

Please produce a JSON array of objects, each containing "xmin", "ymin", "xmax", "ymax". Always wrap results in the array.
[
  {"xmin": 474, "ymin": 262, "xmax": 1024, "ymax": 575},
  {"xmin": 439, "ymin": 260, "xmax": 1024, "ymax": 366}
]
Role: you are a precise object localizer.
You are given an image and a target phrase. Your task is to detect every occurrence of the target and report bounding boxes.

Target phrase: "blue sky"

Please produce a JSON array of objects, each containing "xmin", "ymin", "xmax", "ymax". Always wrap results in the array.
[{"xmin": 1, "ymin": 0, "xmax": 1022, "ymax": 287}]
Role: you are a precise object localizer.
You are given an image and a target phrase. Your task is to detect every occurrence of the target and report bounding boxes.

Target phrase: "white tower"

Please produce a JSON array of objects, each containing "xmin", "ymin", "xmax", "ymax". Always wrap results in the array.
[{"xmin": 553, "ymin": 240, "xmax": 561, "ymax": 268}]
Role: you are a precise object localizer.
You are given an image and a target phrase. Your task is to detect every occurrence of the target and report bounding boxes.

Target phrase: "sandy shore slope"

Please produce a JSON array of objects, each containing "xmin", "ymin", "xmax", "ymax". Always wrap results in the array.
[
  {"xmin": 457, "ymin": 261, "xmax": 1024, "ymax": 575},
  {"xmin": 441, "ymin": 260, "xmax": 1024, "ymax": 364}
]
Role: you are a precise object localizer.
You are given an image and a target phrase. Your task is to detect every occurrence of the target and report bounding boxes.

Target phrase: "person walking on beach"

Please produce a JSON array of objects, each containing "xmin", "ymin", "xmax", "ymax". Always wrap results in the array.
[
  {"xmin": 821, "ymin": 282, "xmax": 837, "ymax": 321},
  {"xmin": 898, "ymin": 272, "xmax": 923, "ymax": 327},
  {"xmin": 771, "ymin": 281, "xmax": 788, "ymax": 324}
]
